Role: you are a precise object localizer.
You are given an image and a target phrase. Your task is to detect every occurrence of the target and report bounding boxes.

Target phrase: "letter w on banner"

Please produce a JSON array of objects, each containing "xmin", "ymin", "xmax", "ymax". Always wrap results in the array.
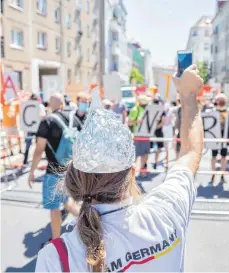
[
  {"xmin": 201, "ymin": 111, "xmax": 221, "ymax": 150},
  {"xmin": 135, "ymin": 105, "xmax": 162, "ymax": 137}
]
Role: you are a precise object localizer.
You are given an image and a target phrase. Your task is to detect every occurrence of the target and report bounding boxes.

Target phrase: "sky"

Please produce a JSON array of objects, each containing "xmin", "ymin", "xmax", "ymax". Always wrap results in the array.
[{"xmin": 124, "ymin": 0, "xmax": 216, "ymax": 66}]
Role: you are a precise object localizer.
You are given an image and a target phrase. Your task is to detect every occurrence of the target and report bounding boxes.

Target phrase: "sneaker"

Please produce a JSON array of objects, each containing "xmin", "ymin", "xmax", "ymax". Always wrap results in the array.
[
  {"xmin": 208, "ymin": 175, "xmax": 215, "ymax": 186},
  {"xmin": 153, "ymin": 163, "xmax": 157, "ymax": 170}
]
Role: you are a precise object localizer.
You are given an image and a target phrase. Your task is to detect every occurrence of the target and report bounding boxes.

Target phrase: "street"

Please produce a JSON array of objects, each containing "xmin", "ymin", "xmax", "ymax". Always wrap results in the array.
[{"xmin": 1, "ymin": 149, "xmax": 229, "ymax": 272}]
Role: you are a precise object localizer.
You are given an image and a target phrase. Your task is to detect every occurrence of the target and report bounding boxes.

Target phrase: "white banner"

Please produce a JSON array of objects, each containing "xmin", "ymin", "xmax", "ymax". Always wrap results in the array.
[
  {"xmin": 103, "ymin": 72, "xmax": 121, "ymax": 102},
  {"xmin": 42, "ymin": 75, "xmax": 62, "ymax": 102},
  {"xmin": 135, "ymin": 105, "xmax": 162, "ymax": 137},
  {"xmin": 20, "ymin": 101, "xmax": 40, "ymax": 133},
  {"xmin": 201, "ymin": 111, "xmax": 221, "ymax": 150},
  {"xmin": 158, "ymin": 73, "xmax": 177, "ymax": 102}
]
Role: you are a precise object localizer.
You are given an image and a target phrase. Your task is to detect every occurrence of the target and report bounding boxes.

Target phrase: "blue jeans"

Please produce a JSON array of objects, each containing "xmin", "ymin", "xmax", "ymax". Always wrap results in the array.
[
  {"xmin": 23, "ymin": 132, "xmax": 35, "ymax": 165},
  {"xmin": 43, "ymin": 173, "xmax": 68, "ymax": 210}
]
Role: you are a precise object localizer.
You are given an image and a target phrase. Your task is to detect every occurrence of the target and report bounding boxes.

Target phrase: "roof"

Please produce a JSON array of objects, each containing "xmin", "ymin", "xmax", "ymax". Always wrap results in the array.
[{"xmin": 193, "ymin": 16, "xmax": 213, "ymax": 27}]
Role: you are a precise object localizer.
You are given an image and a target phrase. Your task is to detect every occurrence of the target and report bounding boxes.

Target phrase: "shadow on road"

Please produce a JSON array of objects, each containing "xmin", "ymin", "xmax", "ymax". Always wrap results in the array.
[
  {"xmin": 5, "ymin": 222, "xmax": 73, "ymax": 272},
  {"xmin": 197, "ymin": 183, "xmax": 229, "ymax": 199}
]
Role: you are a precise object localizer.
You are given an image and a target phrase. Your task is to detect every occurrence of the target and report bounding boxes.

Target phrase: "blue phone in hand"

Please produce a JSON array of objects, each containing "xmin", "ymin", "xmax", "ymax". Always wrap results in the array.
[{"xmin": 177, "ymin": 50, "xmax": 193, "ymax": 77}]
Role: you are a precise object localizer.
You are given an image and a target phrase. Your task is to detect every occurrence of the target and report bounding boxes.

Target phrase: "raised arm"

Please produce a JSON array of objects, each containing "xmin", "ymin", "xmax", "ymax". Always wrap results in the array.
[{"xmin": 173, "ymin": 65, "xmax": 204, "ymax": 175}]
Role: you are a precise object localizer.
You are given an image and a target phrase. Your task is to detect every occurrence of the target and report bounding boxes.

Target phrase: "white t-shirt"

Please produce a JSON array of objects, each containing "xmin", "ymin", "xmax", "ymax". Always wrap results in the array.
[{"xmin": 36, "ymin": 166, "xmax": 196, "ymax": 272}]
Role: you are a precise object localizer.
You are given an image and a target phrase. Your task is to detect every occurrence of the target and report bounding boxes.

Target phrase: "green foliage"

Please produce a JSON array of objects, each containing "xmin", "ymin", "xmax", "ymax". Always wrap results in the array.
[
  {"xmin": 129, "ymin": 67, "xmax": 144, "ymax": 84},
  {"xmin": 197, "ymin": 61, "xmax": 209, "ymax": 84}
]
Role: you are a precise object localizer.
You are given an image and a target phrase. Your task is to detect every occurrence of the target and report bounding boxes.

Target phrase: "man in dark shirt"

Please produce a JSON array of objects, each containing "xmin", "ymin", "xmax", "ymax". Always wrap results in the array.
[{"xmin": 28, "ymin": 93, "xmax": 79, "ymax": 239}]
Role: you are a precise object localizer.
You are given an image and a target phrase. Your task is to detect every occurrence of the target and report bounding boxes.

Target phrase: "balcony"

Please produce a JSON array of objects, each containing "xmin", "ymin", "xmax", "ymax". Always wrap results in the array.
[
  {"xmin": 110, "ymin": 19, "xmax": 119, "ymax": 33},
  {"xmin": 76, "ymin": 24, "xmax": 83, "ymax": 40},
  {"xmin": 112, "ymin": 41, "xmax": 120, "ymax": 56}
]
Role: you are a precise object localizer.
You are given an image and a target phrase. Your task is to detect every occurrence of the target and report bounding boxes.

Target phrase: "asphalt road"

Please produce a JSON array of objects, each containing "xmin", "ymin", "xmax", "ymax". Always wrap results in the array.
[{"xmin": 1, "ymin": 149, "xmax": 229, "ymax": 272}]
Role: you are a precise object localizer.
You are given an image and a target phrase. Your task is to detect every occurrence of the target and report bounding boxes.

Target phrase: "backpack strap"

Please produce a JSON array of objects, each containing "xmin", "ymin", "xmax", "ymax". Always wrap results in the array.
[{"xmin": 51, "ymin": 238, "xmax": 70, "ymax": 272}]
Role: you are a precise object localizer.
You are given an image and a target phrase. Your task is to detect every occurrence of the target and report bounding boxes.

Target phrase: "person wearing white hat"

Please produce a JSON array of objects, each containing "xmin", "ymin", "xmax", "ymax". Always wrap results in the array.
[{"xmin": 36, "ymin": 64, "xmax": 204, "ymax": 272}]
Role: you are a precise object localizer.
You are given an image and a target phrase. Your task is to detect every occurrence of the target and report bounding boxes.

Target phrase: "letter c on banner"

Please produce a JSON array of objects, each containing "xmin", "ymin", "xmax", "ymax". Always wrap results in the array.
[{"xmin": 23, "ymin": 105, "xmax": 37, "ymax": 127}]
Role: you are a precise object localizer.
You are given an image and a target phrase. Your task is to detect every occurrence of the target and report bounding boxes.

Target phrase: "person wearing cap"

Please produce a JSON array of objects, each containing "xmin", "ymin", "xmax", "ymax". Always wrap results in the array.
[
  {"xmin": 75, "ymin": 92, "xmax": 91, "ymax": 130},
  {"xmin": 128, "ymin": 94, "xmax": 151, "ymax": 175},
  {"xmin": 36, "ymin": 65, "xmax": 204, "ymax": 272},
  {"xmin": 210, "ymin": 93, "xmax": 228, "ymax": 184}
]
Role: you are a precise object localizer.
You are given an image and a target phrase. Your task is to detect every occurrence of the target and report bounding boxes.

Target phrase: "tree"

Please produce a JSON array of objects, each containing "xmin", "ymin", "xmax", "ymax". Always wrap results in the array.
[
  {"xmin": 129, "ymin": 67, "xmax": 144, "ymax": 84},
  {"xmin": 197, "ymin": 61, "xmax": 209, "ymax": 84}
]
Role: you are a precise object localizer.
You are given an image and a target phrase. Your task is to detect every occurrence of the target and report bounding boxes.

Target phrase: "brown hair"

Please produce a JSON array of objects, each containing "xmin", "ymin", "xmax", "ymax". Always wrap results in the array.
[{"xmin": 65, "ymin": 162, "xmax": 140, "ymax": 271}]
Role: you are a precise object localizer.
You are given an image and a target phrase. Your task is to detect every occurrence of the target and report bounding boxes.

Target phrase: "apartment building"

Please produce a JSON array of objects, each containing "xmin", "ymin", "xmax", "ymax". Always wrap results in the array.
[
  {"xmin": 1, "ymin": 0, "xmax": 98, "ymax": 98},
  {"xmin": 101, "ymin": 0, "xmax": 131, "ymax": 85},
  {"xmin": 211, "ymin": 0, "xmax": 229, "ymax": 86},
  {"xmin": 186, "ymin": 16, "xmax": 213, "ymax": 67}
]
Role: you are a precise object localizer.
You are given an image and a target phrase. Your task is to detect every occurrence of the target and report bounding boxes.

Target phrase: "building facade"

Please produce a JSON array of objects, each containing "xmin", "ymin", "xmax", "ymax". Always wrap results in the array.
[
  {"xmin": 186, "ymin": 16, "xmax": 213, "ymax": 67},
  {"xmin": 1, "ymin": 0, "xmax": 98, "ymax": 97},
  {"xmin": 102, "ymin": 0, "xmax": 131, "ymax": 85},
  {"xmin": 211, "ymin": 0, "xmax": 229, "ymax": 86}
]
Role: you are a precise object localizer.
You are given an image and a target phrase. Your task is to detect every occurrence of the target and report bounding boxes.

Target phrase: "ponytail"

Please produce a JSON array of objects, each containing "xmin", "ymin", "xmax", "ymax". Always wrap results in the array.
[{"xmin": 78, "ymin": 202, "xmax": 106, "ymax": 271}]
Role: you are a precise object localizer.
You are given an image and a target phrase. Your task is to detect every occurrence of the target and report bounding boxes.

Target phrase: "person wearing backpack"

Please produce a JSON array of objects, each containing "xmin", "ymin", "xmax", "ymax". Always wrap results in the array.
[
  {"xmin": 28, "ymin": 93, "xmax": 80, "ymax": 240},
  {"xmin": 35, "ymin": 66, "xmax": 204, "ymax": 272}
]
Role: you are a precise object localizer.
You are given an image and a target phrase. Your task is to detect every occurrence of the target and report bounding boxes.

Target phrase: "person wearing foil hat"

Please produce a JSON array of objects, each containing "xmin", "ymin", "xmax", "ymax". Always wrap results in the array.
[{"xmin": 36, "ymin": 65, "xmax": 204, "ymax": 272}]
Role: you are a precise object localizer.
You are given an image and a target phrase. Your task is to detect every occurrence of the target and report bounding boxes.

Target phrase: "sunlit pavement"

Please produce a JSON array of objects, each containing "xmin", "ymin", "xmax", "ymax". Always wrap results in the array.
[{"xmin": 1, "ymin": 149, "xmax": 229, "ymax": 272}]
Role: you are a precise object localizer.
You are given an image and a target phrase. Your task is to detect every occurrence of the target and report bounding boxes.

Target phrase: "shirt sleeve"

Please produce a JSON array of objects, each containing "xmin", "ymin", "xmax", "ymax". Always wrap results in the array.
[
  {"xmin": 35, "ymin": 243, "xmax": 62, "ymax": 272},
  {"xmin": 145, "ymin": 166, "xmax": 196, "ymax": 227},
  {"xmin": 128, "ymin": 107, "xmax": 137, "ymax": 121},
  {"xmin": 36, "ymin": 119, "xmax": 50, "ymax": 139}
]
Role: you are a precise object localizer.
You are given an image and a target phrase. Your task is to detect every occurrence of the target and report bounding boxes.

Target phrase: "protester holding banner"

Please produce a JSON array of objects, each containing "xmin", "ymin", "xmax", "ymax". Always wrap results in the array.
[
  {"xmin": 211, "ymin": 93, "xmax": 228, "ymax": 184},
  {"xmin": 36, "ymin": 66, "xmax": 204, "ymax": 272},
  {"xmin": 28, "ymin": 93, "xmax": 79, "ymax": 241},
  {"xmin": 128, "ymin": 95, "xmax": 151, "ymax": 175},
  {"xmin": 2, "ymin": 100, "xmax": 22, "ymax": 156},
  {"xmin": 23, "ymin": 94, "xmax": 46, "ymax": 166}
]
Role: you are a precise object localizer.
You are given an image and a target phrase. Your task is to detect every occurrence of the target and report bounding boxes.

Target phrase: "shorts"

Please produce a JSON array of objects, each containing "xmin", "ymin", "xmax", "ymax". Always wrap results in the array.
[
  {"xmin": 135, "ymin": 141, "xmax": 150, "ymax": 157},
  {"xmin": 43, "ymin": 173, "xmax": 68, "ymax": 210},
  {"xmin": 2, "ymin": 127, "xmax": 19, "ymax": 136},
  {"xmin": 212, "ymin": 148, "xmax": 227, "ymax": 157},
  {"xmin": 155, "ymin": 129, "xmax": 164, "ymax": 149}
]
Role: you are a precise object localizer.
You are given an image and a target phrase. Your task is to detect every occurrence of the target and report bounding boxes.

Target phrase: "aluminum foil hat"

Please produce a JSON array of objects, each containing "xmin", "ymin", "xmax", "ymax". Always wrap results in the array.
[{"xmin": 72, "ymin": 87, "xmax": 135, "ymax": 173}]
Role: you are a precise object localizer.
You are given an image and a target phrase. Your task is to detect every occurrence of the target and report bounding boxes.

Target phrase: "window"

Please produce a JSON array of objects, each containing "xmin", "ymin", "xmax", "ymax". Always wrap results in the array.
[
  {"xmin": 205, "ymin": 29, "xmax": 210, "ymax": 36},
  {"xmin": 67, "ymin": 41, "xmax": 71, "ymax": 57},
  {"xmin": 54, "ymin": 8, "xmax": 60, "ymax": 23},
  {"xmin": 55, "ymin": 37, "xmax": 61, "ymax": 53},
  {"xmin": 15, "ymin": 71, "xmax": 23, "ymax": 89},
  {"xmin": 37, "ymin": 32, "xmax": 47, "ymax": 49},
  {"xmin": 9, "ymin": 0, "xmax": 23, "ymax": 9},
  {"xmin": 214, "ymin": 25, "xmax": 219, "ymax": 34},
  {"xmin": 36, "ymin": 0, "xmax": 46, "ymax": 15},
  {"xmin": 192, "ymin": 29, "xmax": 198, "ymax": 36},
  {"xmin": 87, "ymin": 24, "xmax": 90, "ymax": 38},
  {"xmin": 204, "ymin": 43, "xmax": 209, "ymax": 50},
  {"xmin": 86, "ymin": 0, "xmax": 89, "ymax": 13},
  {"xmin": 67, "ymin": 69, "xmax": 71, "ymax": 84},
  {"xmin": 66, "ymin": 13, "xmax": 71, "ymax": 28},
  {"xmin": 87, "ymin": 48, "xmax": 90, "ymax": 62},
  {"xmin": 215, "ymin": 46, "xmax": 218, "ymax": 53},
  {"xmin": 211, "ymin": 44, "xmax": 213, "ymax": 53},
  {"xmin": 10, "ymin": 29, "xmax": 23, "ymax": 47}
]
